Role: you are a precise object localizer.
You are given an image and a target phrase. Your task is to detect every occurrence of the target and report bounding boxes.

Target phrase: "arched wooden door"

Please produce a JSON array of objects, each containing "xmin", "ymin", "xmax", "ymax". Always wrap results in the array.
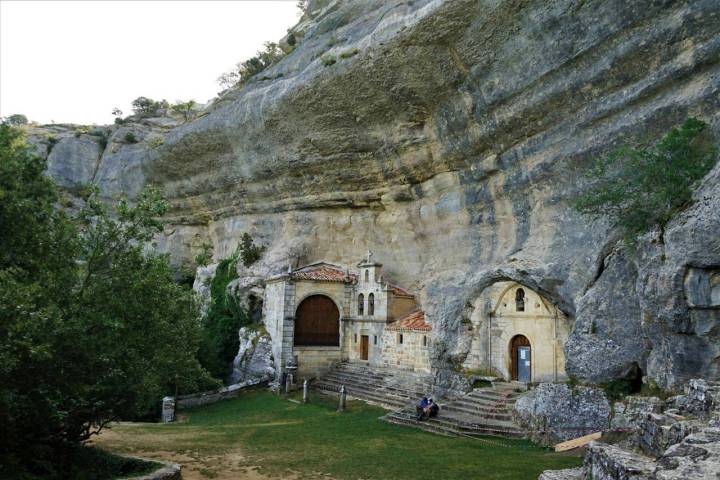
[
  {"xmin": 294, "ymin": 295, "xmax": 340, "ymax": 346},
  {"xmin": 510, "ymin": 335, "xmax": 531, "ymax": 382}
]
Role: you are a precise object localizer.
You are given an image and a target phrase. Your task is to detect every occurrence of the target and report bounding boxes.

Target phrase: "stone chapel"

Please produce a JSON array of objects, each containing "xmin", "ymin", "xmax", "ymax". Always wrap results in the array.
[{"xmin": 263, "ymin": 252, "xmax": 432, "ymax": 379}]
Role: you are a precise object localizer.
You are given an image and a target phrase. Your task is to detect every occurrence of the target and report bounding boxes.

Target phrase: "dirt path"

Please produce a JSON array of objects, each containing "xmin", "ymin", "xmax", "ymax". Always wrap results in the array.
[{"xmin": 94, "ymin": 427, "xmax": 292, "ymax": 480}]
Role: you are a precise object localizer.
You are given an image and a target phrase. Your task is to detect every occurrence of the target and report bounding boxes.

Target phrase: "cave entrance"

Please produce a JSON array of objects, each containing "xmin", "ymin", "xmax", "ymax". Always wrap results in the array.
[{"xmin": 510, "ymin": 335, "xmax": 531, "ymax": 382}]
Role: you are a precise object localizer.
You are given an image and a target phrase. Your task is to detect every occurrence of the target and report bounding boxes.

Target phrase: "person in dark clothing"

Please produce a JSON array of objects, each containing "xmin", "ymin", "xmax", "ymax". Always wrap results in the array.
[
  {"xmin": 416, "ymin": 397, "xmax": 429, "ymax": 421},
  {"xmin": 428, "ymin": 398, "xmax": 440, "ymax": 418}
]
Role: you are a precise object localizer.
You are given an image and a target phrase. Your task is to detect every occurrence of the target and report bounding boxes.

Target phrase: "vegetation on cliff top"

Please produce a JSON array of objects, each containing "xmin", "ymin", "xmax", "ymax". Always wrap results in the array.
[
  {"xmin": 574, "ymin": 118, "xmax": 717, "ymax": 243},
  {"xmin": 0, "ymin": 124, "xmax": 215, "ymax": 478}
]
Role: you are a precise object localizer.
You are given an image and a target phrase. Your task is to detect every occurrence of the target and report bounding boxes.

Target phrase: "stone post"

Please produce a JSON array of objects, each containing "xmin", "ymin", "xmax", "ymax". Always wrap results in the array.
[
  {"xmin": 285, "ymin": 373, "xmax": 293, "ymax": 394},
  {"xmin": 338, "ymin": 385, "xmax": 346, "ymax": 412},
  {"xmin": 303, "ymin": 379, "xmax": 309, "ymax": 404},
  {"xmin": 161, "ymin": 396, "xmax": 175, "ymax": 423}
]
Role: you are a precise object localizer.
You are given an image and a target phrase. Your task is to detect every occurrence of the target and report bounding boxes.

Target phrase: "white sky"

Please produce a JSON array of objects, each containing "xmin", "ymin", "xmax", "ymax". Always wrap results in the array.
[{"xmin": 0, "ymin": 0, "xmax": 300, "ymax": 125}]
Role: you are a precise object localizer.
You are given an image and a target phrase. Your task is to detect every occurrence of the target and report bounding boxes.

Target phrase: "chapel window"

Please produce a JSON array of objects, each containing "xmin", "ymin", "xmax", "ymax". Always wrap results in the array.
[
  {"xmin": 515, "ymin": 288, "xmax": 525, "ymax": 312},
  {"xmin": 398, "ymin": 333, "xmax": 403, "ymax": 344},
  {"xmin": 368, "ymin": 293, "xmax": 375, "ymax": 316},
  {"xmin": 358, "ymin": 293, "xmax": 364, "ymax": 315},
  {"xmin": 365, "ymin": 270, "xmax": 369, "ymax": 282}
]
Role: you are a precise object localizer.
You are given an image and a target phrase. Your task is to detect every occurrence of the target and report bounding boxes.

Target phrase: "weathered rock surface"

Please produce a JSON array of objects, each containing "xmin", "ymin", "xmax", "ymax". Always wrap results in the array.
[
  {"xmin": 229, "ymin": 327, "xmax": 275, "ymax": 385},
  {"xmin": 514, "ymin": 383, "xmax": 611, "ymax": 445},
  {"xmin": 584, "ymin": 442, "xmax": 656, "ymax": 480},
  {"xmin": 537, "ymin": 467, "xmax": 583, "ymax": 480},
  {"xmin": 30, "ymin": 0, "xmax": 720, "ymax": 389}
]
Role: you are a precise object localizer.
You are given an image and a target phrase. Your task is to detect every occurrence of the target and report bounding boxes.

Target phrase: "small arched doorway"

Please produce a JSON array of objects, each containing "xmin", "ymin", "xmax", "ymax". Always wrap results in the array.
[
  {"xmin": 510, "ymin": 335, "xmax": 531, "ymax": 382},
  {"xmin": 294, "ymin": 295, "xmax": 340, "ymax": 346}
]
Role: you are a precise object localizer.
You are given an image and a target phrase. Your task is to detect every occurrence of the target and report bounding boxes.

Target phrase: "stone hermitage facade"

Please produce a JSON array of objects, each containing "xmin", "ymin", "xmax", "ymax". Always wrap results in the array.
[
  {"xmin": 263, "ymin": 252, "xmax": 431, "ymax": 378},
  {"xmin": 263, "ymin": 253, "xmax": 568, "ymax": 382}
]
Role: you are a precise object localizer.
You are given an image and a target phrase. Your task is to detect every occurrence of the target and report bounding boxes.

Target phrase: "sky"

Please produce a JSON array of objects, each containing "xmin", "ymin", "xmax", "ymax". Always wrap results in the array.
[{"xmin": 0, "ymin": 1, "xmax": 300, "ymax": 125}]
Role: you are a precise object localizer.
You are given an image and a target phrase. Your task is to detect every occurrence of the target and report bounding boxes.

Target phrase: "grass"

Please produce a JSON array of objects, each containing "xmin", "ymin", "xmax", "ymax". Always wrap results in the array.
[{"xmin": 96, "ymin": 389, "xmax": 581, "ymax": 479}]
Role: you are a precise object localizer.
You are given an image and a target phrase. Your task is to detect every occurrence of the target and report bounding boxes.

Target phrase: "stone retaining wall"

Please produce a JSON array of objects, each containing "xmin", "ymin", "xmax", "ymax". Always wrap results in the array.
[
  {"xmin": 176, "ymin": 377, "xmax": 269, "ymax": 410},
  {"xmin": 127, "ymin": 458, "xmax": 181, "ymax": 480}
]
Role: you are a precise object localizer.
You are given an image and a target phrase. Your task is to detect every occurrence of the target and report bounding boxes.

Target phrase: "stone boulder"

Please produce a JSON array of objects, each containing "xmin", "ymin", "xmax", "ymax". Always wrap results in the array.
[
  {"xmin": 537, "ymin": 467, "xmax": 583, "ymax": 480},
  {"xmin": 229, "ymin": 327, "xmax": 275, "ymax": 385},
  {"xmin": 514, "ymin": 383, "xmax": 611, "ymax": 445},
  {"xmin": 610, "ymin": 397, "xmax": 663, "ymax": 430},
  {"xmin": 584, "ymin": 442, "xmax": 656, "ymax": 480},
  {"xmin": 654, "ymin": 426, "xmax": 720, "ymax": 479},
  {"xmin": 683, "ymin": 379, "xmax": 720, "ymax": 417},
  {"xmin": 638, "ymin": 413, "xmax": 701, "ymax": 458}
]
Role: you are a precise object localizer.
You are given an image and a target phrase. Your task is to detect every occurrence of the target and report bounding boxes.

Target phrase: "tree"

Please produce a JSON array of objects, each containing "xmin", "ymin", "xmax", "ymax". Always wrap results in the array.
[
  {"xmin": 130, "ymin": 97, "xmax": 168, "ymax": 117},
  {"xmin": 217, "ymin": 42, "xmax": 286, "ymax": 89},
  {"xmin": 0, "ymin": 124, "xmax": 216, "ymax": 477},
  {"xmin": 240, "ymin": 232, "xmax": 265, "ymax": 267},
  {"xmin": 170, "ymin": 100, "xmax": 197, "ymax": 123},
  {"xmin": 2, "ymin": 114, "xmax": 28, "ymax": 126},
  {"xmin": 573, "ymin": 118, "xmax": 717, "ymax": 243}
]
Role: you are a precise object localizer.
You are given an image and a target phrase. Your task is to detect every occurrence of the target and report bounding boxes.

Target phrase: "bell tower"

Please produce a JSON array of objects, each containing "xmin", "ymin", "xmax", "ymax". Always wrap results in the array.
[{"xmin": 358, "ymin": 250, "xmax": 382, "ymax": 286}]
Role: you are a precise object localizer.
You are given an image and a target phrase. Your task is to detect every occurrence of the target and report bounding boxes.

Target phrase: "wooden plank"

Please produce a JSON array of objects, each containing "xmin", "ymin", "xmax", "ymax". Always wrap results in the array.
[{"xmin": 554, "ymin": 432, "xmax": 602, "ymax": 452}]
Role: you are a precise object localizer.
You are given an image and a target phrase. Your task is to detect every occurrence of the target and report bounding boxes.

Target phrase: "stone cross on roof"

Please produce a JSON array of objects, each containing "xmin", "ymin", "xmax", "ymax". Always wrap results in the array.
[{"xmin": 366, "ymin": 249, "xmax": 374, "ymax": 263}]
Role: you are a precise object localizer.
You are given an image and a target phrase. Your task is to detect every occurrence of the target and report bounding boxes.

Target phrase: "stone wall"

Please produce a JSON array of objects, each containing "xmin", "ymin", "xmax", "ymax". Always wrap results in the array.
[
  {"xmin": 381, "ymin": 329, "xmax": 431, "ymax": 373},
  {"xmin": 175, "ymin": 378, "xmax": 268, "ymax": 409}
]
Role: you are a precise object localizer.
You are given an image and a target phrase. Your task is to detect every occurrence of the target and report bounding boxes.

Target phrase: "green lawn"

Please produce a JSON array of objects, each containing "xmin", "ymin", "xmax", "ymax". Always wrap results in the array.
[{"xmin": 97, "ymin": 389, "xmax": 581, "ymax": 479}]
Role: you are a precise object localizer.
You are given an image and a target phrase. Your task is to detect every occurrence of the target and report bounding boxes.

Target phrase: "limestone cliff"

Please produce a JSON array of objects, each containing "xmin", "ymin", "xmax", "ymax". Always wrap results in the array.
[{"xmin": 30, "ymin": 0, "xmax": 720, "ymax": 390}]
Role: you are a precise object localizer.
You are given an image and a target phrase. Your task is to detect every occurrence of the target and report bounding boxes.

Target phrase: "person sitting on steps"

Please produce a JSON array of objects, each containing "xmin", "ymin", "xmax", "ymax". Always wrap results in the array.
[
  {"xmin": 428, "ymin": 398, "xmax": 440, "ymax": 418},
  {"xmin": 416, "ymin": 397, "xmax": 429, "ymax": 421}
]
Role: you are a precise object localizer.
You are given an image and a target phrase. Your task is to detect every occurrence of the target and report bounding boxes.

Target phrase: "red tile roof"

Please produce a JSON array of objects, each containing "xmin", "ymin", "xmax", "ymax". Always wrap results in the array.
[
  {"xmin": 291, "ymin": 265, "xmax": 355, "ymax": 283},
  {"xmin": 389, "ymin": 284, "xmax": 414, "ymax": 297},
  {"xmin": 387, "ymin": 310, "xmax": 431, "ymax": 331}
]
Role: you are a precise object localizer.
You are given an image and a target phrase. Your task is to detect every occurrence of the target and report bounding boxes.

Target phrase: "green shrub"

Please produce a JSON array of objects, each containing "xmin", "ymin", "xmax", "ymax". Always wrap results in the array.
[
  {"xmin": 217, "ymin": 42, "xmax": 286, "ymax": 89},
  {"xmin": 170, "ymin": 99, "xmax": 197, "ymax": 123},
  {"xmin": 2, "ymin": 114, "xmax": 28, "ymax": 125},
  {"xmin": 74, "ymin": 126, "xmax": 90, "ymax": 137},
  {"xmin": 573, "ymin": 118, "xmax": 717, "ymax": 244},
  {"xmin": 195, "ymin": 242, "xmax": 213, "ymax": 267},
  {"xmin": 131, "ymin": 96, "xmax": 168, "ymax": 117},
  {"xmin": 339, "ymin": 48, "xmax": 359, "ymax": 59},
  {"xmin": 146, "ymin": 136, "xmax": 164, "ymax": 149},
  {"xmin": 321, "ymin": 54, "xmax": 337, "ymax": 66},
  {"xmin": 600, "ymin": 379, "xmax": 636, "ymax": 402},
  {"xmin": 239, "ymin": 232, "xmax": 265, "ymax": 267},
  {"xmin": 123, "ymin": 132, "xmax": 138, "ymax": 144}
]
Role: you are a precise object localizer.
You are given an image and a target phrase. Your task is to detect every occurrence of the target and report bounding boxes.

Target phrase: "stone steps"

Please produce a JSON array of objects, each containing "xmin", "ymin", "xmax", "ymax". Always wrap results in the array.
[
  {"xmin": 313, "ymin": 379, "xmax": 413, "ymax": 410},
  {"xmin": 443, "ymin": 404, "xmax": 512, "ymax": 421},
  {"xmin": 311, "ymin": 362, "xmax": 431, "ymax": 410},
  {"xmin": 385, "ymin": 410, "xmax": 525, "ymax": 438},
  {"xmin": 321, "ymin": 372, "xmax": 429, "ymax": 397}
]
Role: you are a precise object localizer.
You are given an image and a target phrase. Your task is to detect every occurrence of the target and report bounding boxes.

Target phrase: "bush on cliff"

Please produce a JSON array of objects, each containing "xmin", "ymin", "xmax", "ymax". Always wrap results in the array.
[
  {"xmin": 0, "ymin": 124, "xmax": 215, "ymax": 478},
  {"xmin": 574, "ymin": 118, "xmax": 717, "ymax": 243},
  {"xmin": 198, "ymin": 234, "xmax": 265, "ymax": 381},
  {"xmin": 217, "ymin": 42, "xmax": 286, "ymax": 89}
]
